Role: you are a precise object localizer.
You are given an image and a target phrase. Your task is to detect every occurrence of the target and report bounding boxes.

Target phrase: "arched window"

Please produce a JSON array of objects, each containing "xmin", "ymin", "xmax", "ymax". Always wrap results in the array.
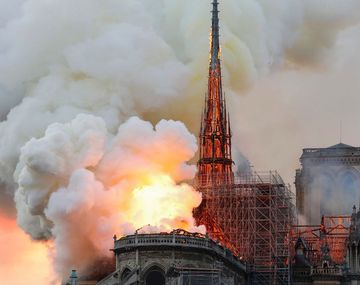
[
  {"xmin": 145, "ymin": 267, "xmax": 165, "ymax": 285},
  {"xmin": 339, "ymin": 171, "xmax": 359, "ymax": 212},
  {"xmin": 341, "ymin": 172, "xmax": 356, "ymax": 193},
  {"xmin": 312, "ymin": 174, "xmax": 334, "ymax": 216}
]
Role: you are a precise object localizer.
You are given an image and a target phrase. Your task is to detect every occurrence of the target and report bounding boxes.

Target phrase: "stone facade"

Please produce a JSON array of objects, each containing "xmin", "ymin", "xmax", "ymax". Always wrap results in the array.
[
  {"xmin": 347, "ymin": 206, "xmax": 360, "ymax": 284},
  {"xmin": 295, "ymin": 143, "xmax": 360, "ymax": 224},
  {"xmin": 96, "ymin": 230, "xmax": 246, "ymax": 285}
]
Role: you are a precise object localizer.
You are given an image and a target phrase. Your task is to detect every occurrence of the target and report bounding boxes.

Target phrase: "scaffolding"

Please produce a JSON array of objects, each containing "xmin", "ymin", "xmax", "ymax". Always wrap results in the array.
[
  {"xmin": 194, "ymin": 171, "xmax": 295, "ymax": 285},
  {"xmin": 290, "ymin": 215, "xmax": 351, "ymax": 266}
]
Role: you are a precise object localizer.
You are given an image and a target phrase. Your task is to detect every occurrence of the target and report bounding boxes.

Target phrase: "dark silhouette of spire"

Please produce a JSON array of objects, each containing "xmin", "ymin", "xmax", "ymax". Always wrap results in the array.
[
  {"xmin": 210, "ymin": 0, "xmax": 220, "ymax": 69},
  {"xmin": 198, "ymin": 0, "xmax": 233, "ymax": 184}
]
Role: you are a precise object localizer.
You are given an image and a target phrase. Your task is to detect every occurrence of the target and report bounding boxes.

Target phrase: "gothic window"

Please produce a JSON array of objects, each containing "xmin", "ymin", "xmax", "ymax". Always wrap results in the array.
[
  {"xmin": 312, "ymin": 174, "xmax": 334, "ymax": 216},
  {"xmin": 145, "ymin": 267, "xmax": 165, "ymax": 285},
  {"xmin": 341, "ymin": 172, "xmax": 356, "ymax": 193}
]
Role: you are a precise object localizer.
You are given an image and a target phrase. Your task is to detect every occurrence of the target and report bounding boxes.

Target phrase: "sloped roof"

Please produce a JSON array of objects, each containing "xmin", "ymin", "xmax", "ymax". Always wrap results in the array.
[
  {"xmin": 327, "ymin": 143, "xmax": 355, "ymax": 149},
  {"xmin": 301, "ymin": 142, "xmax": 360, "ymax": 160}
]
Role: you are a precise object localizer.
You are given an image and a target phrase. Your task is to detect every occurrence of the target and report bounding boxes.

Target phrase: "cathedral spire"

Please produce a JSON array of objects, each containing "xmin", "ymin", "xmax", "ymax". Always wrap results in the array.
[
  {"xmin": 198, "ymin": 0, "xmax": 233, "ymax": 183},
  {"xmin": 210, "ymin": 0, "xmax": 220, "ymax": 69}
]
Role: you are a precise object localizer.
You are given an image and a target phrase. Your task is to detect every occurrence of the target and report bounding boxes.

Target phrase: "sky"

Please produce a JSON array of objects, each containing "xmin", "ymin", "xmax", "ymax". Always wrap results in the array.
[
  {"xmin": 0, "ymin": 214, "xmax": 55, "ymax": 284},
  {"xmin": 232, "ymin": 23, "xmax": 360, "ymax": 183},
  {"xmin": 0, "ymin": 0, "xmax": 360, "ymax": 284}
]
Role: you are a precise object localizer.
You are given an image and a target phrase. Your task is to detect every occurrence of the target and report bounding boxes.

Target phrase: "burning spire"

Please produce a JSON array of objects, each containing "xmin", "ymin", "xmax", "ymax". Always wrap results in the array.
[{"xmin": 198, "ymin": 0, "xmax": 233, "ymax": 184}]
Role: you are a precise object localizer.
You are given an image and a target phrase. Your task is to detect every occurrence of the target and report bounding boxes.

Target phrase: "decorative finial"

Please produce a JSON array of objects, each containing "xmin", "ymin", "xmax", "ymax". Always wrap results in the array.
[{"xmin": 69, "ymin": 270, "xmax": 78, "ymax": 285}]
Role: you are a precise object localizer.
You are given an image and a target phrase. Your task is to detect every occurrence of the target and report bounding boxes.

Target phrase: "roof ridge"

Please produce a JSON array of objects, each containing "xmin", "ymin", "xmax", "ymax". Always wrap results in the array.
[{"xmin": 328, "ymin": 143, "xmax": 355, "ymax": 149}]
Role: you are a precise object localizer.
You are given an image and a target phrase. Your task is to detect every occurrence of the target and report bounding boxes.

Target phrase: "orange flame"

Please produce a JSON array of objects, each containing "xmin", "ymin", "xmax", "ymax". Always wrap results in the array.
[{"xmin": 122, "ymin": 174, "xmax": 203, "ymax": 233}]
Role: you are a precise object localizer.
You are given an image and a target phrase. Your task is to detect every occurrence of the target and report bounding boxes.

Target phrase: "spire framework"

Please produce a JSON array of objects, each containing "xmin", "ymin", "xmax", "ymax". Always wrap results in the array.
[{"xmin": 198, "ymin": 0, "xmax": 233, "ymax": 184}]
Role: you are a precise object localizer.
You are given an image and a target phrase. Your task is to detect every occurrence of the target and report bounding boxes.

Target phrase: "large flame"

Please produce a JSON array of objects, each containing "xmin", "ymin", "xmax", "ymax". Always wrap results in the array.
[{"xmin": 127, "ymin": 175, "xmax": 203, "ymax": 233}]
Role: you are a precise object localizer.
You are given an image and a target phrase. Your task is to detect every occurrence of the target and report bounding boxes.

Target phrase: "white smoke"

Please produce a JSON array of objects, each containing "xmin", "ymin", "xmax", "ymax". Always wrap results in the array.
[
  {"xmin": 15, "ymin": 114, "xmax": 201, "ymax": 275},
  {"xmin": 288, "ymin": 0, "xmax": 360, "ymax": 65},
  {"xmin": 0, "ymin": 0, "xmax": 360, "ymax": 279}
]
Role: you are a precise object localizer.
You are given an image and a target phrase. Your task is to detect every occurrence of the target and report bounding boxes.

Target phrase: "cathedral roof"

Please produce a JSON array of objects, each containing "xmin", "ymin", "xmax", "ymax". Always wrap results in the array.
[
  {"xmin": 327, "ymin": 143, "xmax": 356, "ymax": 149},
  {"xmin": 300, "ymin": 142, "xmax": 360, "ymax": 160}
]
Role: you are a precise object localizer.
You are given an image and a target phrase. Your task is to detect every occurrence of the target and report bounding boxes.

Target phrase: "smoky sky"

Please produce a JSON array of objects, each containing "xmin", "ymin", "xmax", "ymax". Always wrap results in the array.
[{"xmin": 1, "ymin": 0, "xmax": 360, "ymax": 279}]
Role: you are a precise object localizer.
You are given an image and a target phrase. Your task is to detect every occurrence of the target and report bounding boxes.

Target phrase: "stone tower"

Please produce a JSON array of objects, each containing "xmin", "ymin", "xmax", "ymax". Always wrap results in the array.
[{"xmin": 295, "ymin": 143, "xmax": 360, "ymax": 223}]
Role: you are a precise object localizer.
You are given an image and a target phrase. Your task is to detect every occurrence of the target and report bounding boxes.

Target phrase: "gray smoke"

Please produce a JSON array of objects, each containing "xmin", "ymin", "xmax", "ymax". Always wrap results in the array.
[{"xmin": 303, "ymin": 161, "xmax": 360, "ymax": 223}]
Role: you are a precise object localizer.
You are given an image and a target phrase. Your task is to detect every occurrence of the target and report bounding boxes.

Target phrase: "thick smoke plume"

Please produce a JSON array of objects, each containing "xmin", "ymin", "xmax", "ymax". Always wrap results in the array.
[
  {"xmin": 303, "ymin": 162, "xmax": 360, "ymax": 223},
  {"xmin": 1, "ymin": 0, "xmax": 360, "ymax": 281},
  {"xmin": 14, "ymin": 114, "xmax": 201, "ymax": 275}
]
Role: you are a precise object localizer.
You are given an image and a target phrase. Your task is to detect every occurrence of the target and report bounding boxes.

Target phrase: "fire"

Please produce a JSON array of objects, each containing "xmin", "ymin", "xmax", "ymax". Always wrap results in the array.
[{"xmin": 124, "ymin": 174, "xmax": 203, "ymax": 233}]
